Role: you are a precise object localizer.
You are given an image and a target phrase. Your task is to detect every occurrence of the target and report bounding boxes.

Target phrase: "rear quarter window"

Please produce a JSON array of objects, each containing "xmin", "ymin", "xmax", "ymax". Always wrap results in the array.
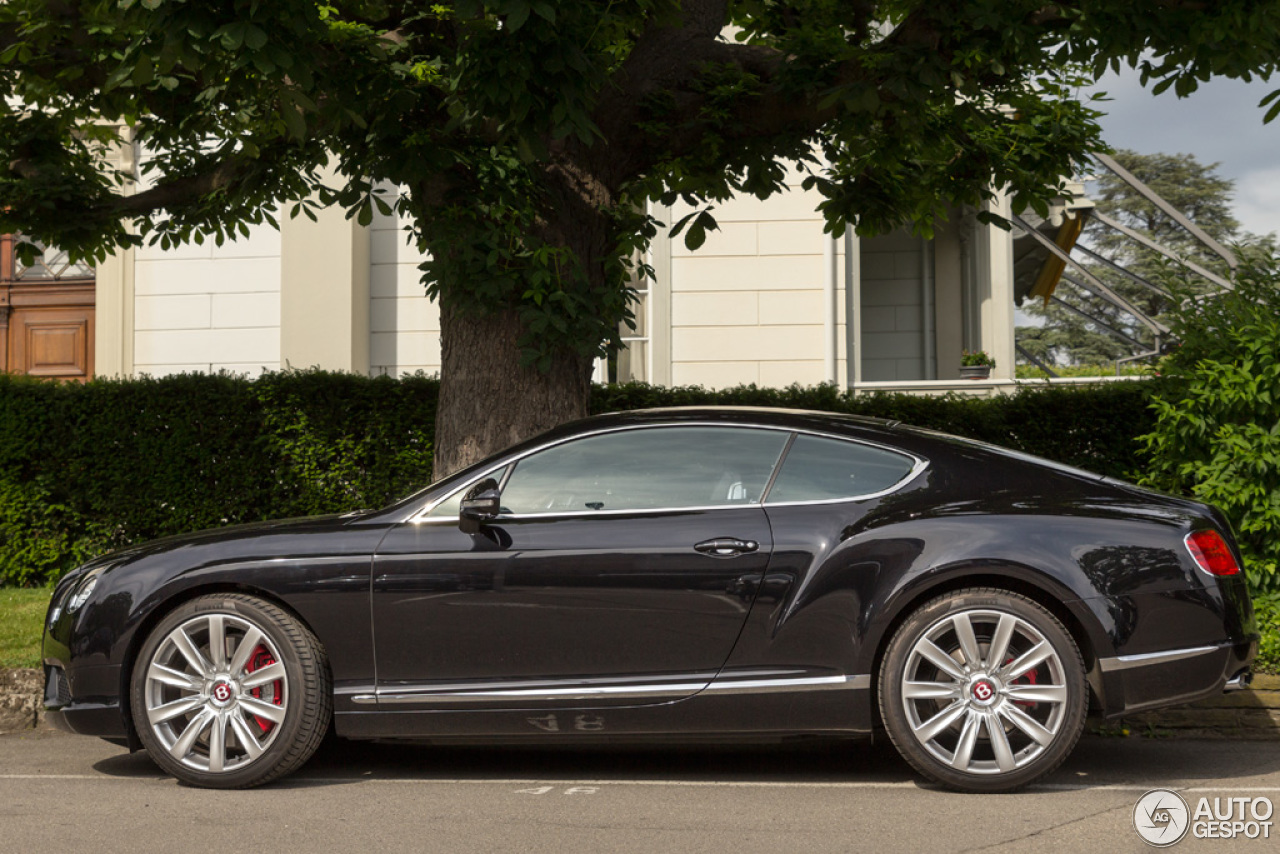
[{"xmin": 766, "ymin": 434, "xmax": 918, "ymax": 503}]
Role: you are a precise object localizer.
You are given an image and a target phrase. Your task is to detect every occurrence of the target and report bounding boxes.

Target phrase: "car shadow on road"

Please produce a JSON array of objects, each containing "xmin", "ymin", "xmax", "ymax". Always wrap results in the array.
[
  {"xmin": 90, "ymin": 732, "xmax": 1280, "ymax": 791},
  {"xmin": 89, "ymin": 734, "xmax": 914, "ymax": 785},
  {"xmin": 294, "ymin": 736, "xmax": 916, "ymax": 786}
]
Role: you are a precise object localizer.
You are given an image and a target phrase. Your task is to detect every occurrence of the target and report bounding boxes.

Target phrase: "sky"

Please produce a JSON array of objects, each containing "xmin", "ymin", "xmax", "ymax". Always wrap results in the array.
[{"xmin": 1086, "ymin": 67, "xmax": 1280, "ymax": 238}]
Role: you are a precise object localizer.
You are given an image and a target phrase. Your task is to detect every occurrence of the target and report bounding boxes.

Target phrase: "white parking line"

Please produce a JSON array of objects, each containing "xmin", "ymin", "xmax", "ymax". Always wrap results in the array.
[{"xmin": 3, "ymin": 773, "xmax": 1279, "ymax": 792}]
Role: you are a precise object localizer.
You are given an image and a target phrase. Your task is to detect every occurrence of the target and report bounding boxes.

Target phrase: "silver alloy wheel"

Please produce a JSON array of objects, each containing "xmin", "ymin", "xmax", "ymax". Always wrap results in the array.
[
  {"xmin": 899, "ymin": 608, "xmax": 1069, "ymax": 775},
  {"xmin": 143, "ymin": 613, "xmax": 288, "ymax": 774}
]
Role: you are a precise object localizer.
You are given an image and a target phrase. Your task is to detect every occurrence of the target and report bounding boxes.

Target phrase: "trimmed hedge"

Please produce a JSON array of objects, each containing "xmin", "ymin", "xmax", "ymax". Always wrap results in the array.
[
  {"xmin": 1, "ymin": 371, "xmax": 1156, "ymax": 587},
  {"xmin": 0, "ymin": 370, "xmax": 438, "ymax": 586},
  {"xmin": 593, "ymin": 379, "xmax": 1157, "ymax": 479}
]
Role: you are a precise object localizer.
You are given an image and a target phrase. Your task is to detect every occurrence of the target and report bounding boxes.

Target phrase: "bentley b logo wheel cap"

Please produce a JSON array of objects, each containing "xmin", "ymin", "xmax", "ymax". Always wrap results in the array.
[{"xmin": 211, "ymin": 681, "xmax": 234, "ymax": 706}]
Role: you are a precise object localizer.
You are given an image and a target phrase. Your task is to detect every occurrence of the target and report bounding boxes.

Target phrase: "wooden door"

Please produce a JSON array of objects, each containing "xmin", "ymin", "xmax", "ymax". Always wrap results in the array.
[{"xmin": 0, "ymin": 235, "xmax": 95, "ymax": 381}]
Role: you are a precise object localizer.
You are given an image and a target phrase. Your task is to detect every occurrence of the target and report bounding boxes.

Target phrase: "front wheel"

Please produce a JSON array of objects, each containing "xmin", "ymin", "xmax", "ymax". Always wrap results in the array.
[
  {"xmin": 878, "ymin": 588, "xmax": 1087, "ymax": 793},
  {"xmin": 131, "ymin": 594, "xmax": 331, "ymax": 788}
]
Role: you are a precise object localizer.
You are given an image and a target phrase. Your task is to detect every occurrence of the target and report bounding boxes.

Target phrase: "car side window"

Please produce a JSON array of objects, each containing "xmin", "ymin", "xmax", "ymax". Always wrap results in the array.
[
  {"xmin": 499, "ymin": 426, "xmax": 789, "ymax": 515},
  {"xmin": 765, "ymin": 434, "xmax": 917, "ymax": 503}
]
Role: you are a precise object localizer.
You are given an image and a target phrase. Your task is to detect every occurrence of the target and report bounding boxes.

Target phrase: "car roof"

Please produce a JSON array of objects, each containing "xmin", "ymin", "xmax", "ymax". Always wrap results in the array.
[{"xmin": 572, "ymin": 406, "xmax": 903, "ymax": 441}]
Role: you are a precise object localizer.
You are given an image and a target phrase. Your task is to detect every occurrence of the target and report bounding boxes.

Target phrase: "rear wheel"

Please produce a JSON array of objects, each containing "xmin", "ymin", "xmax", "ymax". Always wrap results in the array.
[
  {"xmin": 130, "ymin": 594, "xmax": 331, "ymax": 788},
  {"xmin": 878, "ymin": 588, "xmax": 1087, "ymax": 793}
]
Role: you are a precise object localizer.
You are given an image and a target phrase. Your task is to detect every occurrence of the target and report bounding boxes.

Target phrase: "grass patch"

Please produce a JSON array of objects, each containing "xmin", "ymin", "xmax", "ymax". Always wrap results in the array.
[{"xmin": 0, "ymin": 587, "xmax": 51, "ymax": 669}]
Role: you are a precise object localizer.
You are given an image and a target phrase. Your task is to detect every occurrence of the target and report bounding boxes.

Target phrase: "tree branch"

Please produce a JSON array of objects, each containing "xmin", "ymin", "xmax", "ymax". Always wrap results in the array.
[
  {"xmin": 594, "ymin": 2, "xmax": 1052, "ymax": 184},
  {"xmin": 106, "ymin": 156, "xmax": 258, "ymax": 216}
]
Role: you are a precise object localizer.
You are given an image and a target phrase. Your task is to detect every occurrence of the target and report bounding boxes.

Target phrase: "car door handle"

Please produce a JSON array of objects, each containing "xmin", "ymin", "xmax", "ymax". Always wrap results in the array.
[{"xmin": 694, "ymin": 538, "xmax": 760, "ymax": 557}]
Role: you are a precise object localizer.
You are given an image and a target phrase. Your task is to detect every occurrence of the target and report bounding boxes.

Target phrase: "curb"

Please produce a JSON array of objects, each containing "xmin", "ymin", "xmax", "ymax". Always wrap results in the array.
[
  {"xmin": 0, "ymin": 668, "xmax": 44, "ymax": 734},
  {"xmin": 1116, "ymin": 673, "xmax": 1280, "ymax": 740},
  {"xmin": 4, "ymin": 668, "xmax": 1280, "ymax": 737}
]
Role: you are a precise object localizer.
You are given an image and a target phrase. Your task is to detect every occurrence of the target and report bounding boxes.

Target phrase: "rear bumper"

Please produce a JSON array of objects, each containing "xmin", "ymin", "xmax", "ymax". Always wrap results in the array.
[{"xmin": 1096, "ymin": 638, "xmax": 1258, "ymax": 717}]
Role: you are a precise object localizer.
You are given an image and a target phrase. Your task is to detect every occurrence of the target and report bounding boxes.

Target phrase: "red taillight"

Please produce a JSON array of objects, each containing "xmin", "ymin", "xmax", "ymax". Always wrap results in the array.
[{"xmin": 1184, "ymin": 530, "xmax": 1241, "ymax": 577}]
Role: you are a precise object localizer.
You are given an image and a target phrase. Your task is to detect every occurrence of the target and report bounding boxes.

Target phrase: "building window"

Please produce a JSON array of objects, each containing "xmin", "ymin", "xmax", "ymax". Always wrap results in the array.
[{"xmin": 5, "ymin": 238, "xmax": 95, "ymax": 282}]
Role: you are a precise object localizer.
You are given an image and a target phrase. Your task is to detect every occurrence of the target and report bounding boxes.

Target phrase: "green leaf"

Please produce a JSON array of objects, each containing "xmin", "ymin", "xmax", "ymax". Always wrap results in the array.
[
  {"xmin": 684, "ymin": 221, "xmax": 706, "ymax": 251},
  {"xmin": 244, "ymin": 26, "xmax": 268, "ymax": 52},
  {"xmin": 506, "ymin": 4, "xmax": 531, "ymax": 33},
  {"xmin": 668, "ymin": 209, "xmax": 698, "ymax": 239},
  {"xmin": 282, "ymin": 105, "xmax": 306, "ymax": 139}
]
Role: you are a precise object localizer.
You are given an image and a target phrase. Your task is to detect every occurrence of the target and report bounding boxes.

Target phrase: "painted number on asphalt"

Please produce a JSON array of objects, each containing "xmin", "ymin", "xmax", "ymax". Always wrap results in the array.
[{"xmin": 526, "ymin": 714, "xmax": 606, "ymax": 733}]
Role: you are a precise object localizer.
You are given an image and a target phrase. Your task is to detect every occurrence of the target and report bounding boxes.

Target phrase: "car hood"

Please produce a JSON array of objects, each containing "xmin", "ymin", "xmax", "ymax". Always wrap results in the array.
[{"xmin": 86, "ymin": 512, "xmax": 384, "ymax": 574}]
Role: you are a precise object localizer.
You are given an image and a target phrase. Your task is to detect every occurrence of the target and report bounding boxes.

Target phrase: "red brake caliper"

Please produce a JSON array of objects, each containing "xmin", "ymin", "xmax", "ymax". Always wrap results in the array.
[
  {"xmin": 1005, "ymin": 656, "xmax": 1039, "ymax": 709},
  {"xmin": 244, "ymin": 646, "xmax": 283, "ymax": 733}
]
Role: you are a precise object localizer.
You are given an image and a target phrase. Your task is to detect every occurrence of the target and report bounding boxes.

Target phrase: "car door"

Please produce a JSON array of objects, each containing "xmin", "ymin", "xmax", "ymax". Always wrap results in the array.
[{"xmin": 371, "ymin": 425, "xmax": 790, "ymax": 709}]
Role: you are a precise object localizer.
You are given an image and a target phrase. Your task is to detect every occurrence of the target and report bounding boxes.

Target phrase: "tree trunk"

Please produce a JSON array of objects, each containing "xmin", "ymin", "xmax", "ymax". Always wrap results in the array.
[{"xmin": 432, "ymin": 302, "xmax": 593, "ymax": 478}]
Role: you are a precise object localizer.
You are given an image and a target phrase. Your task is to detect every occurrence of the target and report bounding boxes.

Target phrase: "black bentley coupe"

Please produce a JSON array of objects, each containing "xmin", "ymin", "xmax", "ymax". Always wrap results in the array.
[{"xmin": 42, "ymin": 407, "xmax": 1257, "ymax": 792}]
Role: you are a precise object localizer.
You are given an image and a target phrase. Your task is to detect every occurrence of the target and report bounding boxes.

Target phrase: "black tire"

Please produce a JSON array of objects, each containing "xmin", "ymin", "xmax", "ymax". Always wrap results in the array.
[
  {"xmin": 878, "ymin": 588, "xmax": 1087, "ymax": 793},
  {"xmin": 130, "ymin": 594, "xmax": 332, "ymax": 788}
]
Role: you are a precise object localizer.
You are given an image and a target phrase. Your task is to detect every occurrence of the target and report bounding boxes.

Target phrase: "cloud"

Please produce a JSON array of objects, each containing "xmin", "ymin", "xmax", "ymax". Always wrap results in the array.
[
  {"xmin": 1087, "ymin": 67, "xmax": 1280, "ymax": 237},
  {"xmin": 1234, "ymin": 167, "xmax": 1280, "ymax": 238}
]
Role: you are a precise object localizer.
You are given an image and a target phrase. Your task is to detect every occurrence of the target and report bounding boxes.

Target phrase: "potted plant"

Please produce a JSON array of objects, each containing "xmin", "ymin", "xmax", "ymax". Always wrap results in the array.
[{"xmin": 960, "ymin": 350, "xmax": 995, "ymax": 379}]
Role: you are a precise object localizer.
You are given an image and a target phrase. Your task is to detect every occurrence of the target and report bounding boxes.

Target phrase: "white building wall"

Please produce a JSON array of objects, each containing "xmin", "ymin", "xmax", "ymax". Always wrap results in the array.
[
  {"xmin": 132, "ymin": 224, "xmax": 282, "ymax": 377},
  {"xmin": 106, "ymin": 172, "xmax": 1011, "ymax": 387},
  {"xmin": 368, "ymin": 205, "xmax": 440, "ymax": 376},
  {"xmin": 666, "ymin": 174, "xmax": 848, "ymax": 389}
]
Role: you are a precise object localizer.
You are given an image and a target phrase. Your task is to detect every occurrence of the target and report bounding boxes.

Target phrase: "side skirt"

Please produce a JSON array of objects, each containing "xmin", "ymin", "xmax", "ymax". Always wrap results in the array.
[{"xmin": 334, "ymin": 680, "xmax": 874, "ymax": 741}]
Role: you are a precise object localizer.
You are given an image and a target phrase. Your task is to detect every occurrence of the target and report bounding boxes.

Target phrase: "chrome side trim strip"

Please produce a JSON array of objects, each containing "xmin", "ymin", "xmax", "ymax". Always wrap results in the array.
[
  {"xmin": 364, "ymin": 671, "xmax": 720, "ymax": 706},
  {"xmin": 357, "ymin": 672, "xmax": 872, "ymax": 706},
  {"xmin": 1098, "ymin": 644, "xmax": 1222, "ymax": 673},
  {"xmin": 704, "ymin": 674, "xmax": 871, "ymax": 695},
  {"xmin": 375, "ymin": 682, "xmax": 706, "ymax": 705}
]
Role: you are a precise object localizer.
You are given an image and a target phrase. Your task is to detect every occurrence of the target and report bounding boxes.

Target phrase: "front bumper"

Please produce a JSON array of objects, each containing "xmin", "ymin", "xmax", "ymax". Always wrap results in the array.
[{"xmin": 42, "ymin": 663, "xmax": 130, "ymax": 740}]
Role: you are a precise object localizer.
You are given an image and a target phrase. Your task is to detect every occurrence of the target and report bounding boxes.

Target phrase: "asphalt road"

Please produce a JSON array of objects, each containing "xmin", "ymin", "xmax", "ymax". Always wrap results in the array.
[{"xmin": 3, "ymin": 729, "xmax": 1280, "ymax": 853}]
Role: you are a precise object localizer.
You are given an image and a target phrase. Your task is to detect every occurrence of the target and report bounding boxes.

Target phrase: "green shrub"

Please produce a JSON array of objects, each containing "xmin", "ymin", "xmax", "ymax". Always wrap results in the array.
[
  {"xmin": 253, "ymin": 370, "xmax": 437, "ymax": 516},
  {"xmin": 593, "ymin": 379, "xmax": 1157, "ymax": 480},
  {"xmin": 1254, "ymin": 593, "xmax": 1280, "ymax": 675},
  {"xmin": 0, "ymin": 370, "xmax": 1159, "ymax": 587},
  {"xmin": 1139, "ymin": 253, "xmax": 1280, "ymax": 596},
  {"xmin": 0, "ymin": 370, "xmax": 437, "ymax": 586},
  {"xmin": 1015, "ymin": 363, "xmax": 1155, "ymax": 379}
]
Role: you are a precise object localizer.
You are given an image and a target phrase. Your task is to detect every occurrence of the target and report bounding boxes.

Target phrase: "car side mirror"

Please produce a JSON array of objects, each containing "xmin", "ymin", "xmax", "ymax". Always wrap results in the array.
[{"xmin": 459, "ymin": 477, "xmax": 501, "ymax": 534}]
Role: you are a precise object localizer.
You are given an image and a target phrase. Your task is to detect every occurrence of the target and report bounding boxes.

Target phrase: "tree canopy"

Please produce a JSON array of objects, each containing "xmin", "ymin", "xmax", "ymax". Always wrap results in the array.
[{"xmin": 3, "ymin": 1, "xmax": 1280, "ymax": 473}]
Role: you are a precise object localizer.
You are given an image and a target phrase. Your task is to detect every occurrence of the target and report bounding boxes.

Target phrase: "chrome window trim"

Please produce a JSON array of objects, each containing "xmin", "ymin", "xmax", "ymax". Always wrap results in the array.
[
  {"xmin": 408, "ymin": 421, "xmax": 927, "ymax": 524},
  {"xmin": 1098, "ymin": 644, "xmax": 1224, "ymax": 673}
]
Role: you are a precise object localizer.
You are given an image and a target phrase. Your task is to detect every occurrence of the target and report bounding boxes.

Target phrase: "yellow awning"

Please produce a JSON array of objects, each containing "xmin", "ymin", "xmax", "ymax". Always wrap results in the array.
[{"xmin": 1029, "ymin": 214, "xmax": 1086, "ymax": 305}]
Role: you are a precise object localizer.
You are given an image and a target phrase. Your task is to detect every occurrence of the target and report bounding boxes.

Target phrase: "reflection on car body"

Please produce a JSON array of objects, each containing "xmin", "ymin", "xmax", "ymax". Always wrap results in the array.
[{"xmin": 43, "ymin": 407, "xmax": 1257, "ymax": 792}]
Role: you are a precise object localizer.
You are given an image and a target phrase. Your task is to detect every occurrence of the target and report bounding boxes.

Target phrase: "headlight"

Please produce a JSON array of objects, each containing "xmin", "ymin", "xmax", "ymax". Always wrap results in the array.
[
  {"xmin": 67, "ymin": 573, "xmax": 100, "ymax": 612},
  {"xmin": 64, "ymin": 567, "xmax": 108, "ymax": 616}
]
